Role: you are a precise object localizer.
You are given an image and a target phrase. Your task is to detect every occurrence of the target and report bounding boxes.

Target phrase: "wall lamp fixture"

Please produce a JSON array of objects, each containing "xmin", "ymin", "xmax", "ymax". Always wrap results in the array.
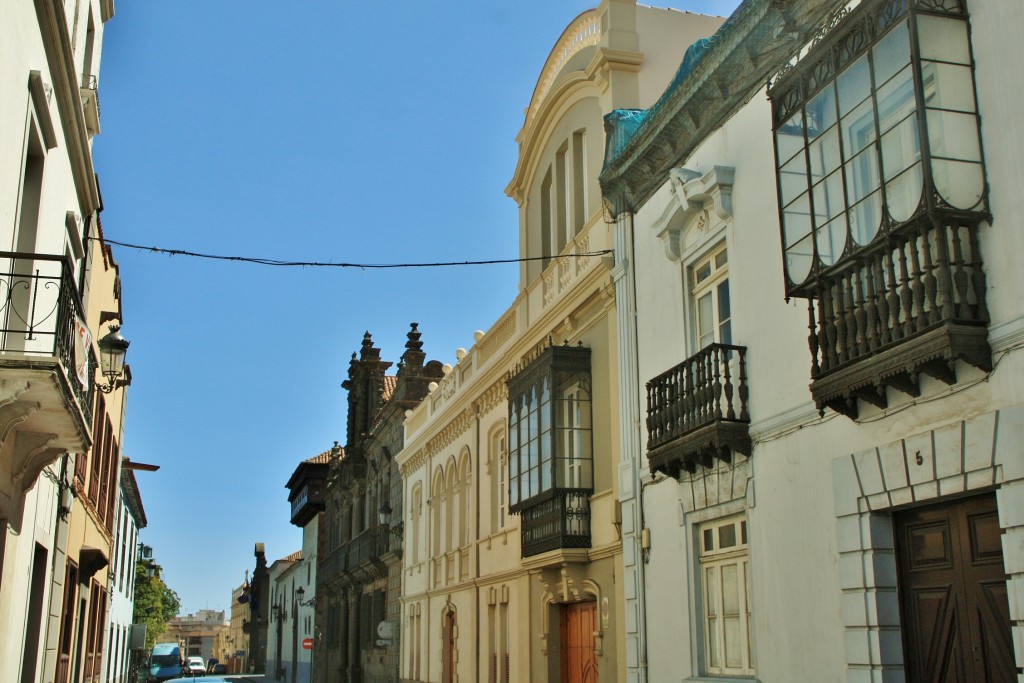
[{"xmin": 97, "ymin": 325, "xmax": 130, "ymax": 393}]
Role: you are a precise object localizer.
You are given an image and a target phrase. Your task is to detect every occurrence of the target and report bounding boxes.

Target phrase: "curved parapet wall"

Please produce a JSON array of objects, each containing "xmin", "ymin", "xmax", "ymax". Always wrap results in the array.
[{"xmin": 523, "ymin": 11, "xmax": 601, "ymax": 128}]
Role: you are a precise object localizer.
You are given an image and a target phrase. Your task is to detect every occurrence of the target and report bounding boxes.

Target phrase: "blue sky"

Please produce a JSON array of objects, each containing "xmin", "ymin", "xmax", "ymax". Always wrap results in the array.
[{"xmin": 95, "ymin": 0, "xmax": 741, "ymax": 615}]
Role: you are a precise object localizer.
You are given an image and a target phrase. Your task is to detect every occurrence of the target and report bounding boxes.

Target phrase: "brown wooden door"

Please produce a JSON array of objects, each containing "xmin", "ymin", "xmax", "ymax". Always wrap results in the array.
[
  {"xmin": 442, "ymin": 611, "xmax": 456, "ymax": 683},
  {"xmin": 895, "ymin": 494, "xmax": 1016, "ymax": 682},
  {"xmin": 560, "ymin": 601, "xmax": 598, "ymax": 683}
]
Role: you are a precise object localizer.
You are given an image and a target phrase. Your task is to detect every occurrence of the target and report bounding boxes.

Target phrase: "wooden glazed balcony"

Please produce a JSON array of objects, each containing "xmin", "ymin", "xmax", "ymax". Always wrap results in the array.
[{"xmin": 807, "ymin": 218, "xmax": 990, "ymax": 418}]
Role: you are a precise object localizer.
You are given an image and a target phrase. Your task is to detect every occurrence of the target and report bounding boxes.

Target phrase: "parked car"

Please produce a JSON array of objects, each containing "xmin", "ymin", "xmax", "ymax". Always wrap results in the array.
[
  {"xmin": 211, "ymin": 663, "xmax": 228, "ymax": 674},
  {"xmin": 184, "ymin": 656, "xmax": 206, "ymax": 676}
]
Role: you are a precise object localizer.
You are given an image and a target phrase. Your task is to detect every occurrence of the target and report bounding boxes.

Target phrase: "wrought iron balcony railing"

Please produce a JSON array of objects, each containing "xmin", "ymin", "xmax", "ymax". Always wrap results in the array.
[
  {"xmin": 806, "ymin": 218, "xmax": 990, "ymax": 417},
  {"xmin": 646, "ymin": 343, "xmax": 750, "ymax": 478},
  {"xmin": 319, "ymin": 543, "xmax": 348, "ymax": 586},
  {"xmin": 347, "ymin": 525, "xmax": 390, "ymax": 569},
  {"xmin": 520, "ymin": 488, "xmax": 590, "ymax": 558},
  {"xmin": 0, "ymin": 251, "xmax": 93, "ymax": 426}
]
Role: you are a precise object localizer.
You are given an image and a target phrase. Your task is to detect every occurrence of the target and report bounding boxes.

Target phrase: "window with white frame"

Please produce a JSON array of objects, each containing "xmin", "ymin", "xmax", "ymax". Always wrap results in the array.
[
  {"xmin": 699, "ymin": 515, "xmax": 753, "ymax": 676},
  {"xmin": 490, "ymin": 427, "xmax": 507, "ymax": 533},
  {"xmin": 691, "ymin": 244, "xmax": 731, "ymax": 350},
  {"xmin": 411, "ymin": 483, "xmax": 422, "ymax": 564}
]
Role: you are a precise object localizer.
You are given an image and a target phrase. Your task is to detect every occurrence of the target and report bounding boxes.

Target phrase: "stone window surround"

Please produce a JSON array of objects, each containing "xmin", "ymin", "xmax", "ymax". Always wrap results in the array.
[
  {"xmin": 832, "ymin": 405, "xmax": 1024, "ymax": 678},
  {"xmin": 672, "ymin": 457, "xmax": 754, "ymax": 682}
]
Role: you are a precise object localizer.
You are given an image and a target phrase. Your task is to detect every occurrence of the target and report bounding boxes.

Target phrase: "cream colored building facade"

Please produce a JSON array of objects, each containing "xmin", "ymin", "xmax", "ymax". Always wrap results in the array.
[
  {"xmin": 601, "ymin": 0, "xmax": 1024, "ymax": 680},
  {"xmin": 395, "ymin": 4, "xmax": 723, "ymax": 682},
  {"xmin": 0, "ymin": 2, "xmax": 135, "ymax": 683}
]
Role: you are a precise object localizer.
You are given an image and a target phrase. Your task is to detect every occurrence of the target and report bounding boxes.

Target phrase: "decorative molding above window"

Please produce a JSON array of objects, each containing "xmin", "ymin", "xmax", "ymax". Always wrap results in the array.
[{"xmin": 652, "ymin": 165, "xmax": 734, "ymax": 262}]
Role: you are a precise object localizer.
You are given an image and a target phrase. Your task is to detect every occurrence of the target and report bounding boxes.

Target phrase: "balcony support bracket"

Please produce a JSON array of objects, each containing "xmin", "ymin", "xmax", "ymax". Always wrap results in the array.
[{"xmin": 648, "ymin": 420, "xmax": 751, "ymax": 480}]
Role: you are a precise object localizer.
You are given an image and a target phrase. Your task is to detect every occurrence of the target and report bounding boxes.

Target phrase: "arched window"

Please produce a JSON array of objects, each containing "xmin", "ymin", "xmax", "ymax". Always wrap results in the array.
[
  {"xmin": 445, "ymin": 462, "xmax": 457, "ymax": 553},
  {"xmin": 432, "ymin": 469, "xmax": 445, "ymax": 558},
  {"xmin": 411, "ymin": 483, "xmax": 423, "ymax": 564},
  {"xmin": 489, "ymin": 422, "xmax": 507, "ymax": 533},
  {"xmin": 458, "ymin": 449, "xmax": 472, "ymax": 548}
]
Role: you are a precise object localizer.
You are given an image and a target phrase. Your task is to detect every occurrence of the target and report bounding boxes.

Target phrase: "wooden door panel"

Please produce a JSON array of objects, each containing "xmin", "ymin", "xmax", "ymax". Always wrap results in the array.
[
  {"xmin": 561, "ymin": 602, "xmax": 598, "ymax": 683},
  {"xmin": 896, "ymin": 494, "xmax": 1015, "ymax": 682}
]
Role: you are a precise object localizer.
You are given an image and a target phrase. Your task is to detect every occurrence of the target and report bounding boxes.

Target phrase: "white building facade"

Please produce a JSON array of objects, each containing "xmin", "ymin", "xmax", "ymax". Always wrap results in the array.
[
  {"xmin": 104, "ymin": 461, "xmax": 149, "ymax": 683},
  {"xmin": 601, "ymin": 0, "xmax": 1024, "ymax": 680},
  {"xmin": 0, "ymin": 1, "xmax": 126, "ymax": 682}
]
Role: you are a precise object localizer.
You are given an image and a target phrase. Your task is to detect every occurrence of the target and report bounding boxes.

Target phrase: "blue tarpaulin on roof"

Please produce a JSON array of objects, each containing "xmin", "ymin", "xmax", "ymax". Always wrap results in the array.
[{"xmin": 602, "ymin": 35, "xmax": 717, "ymax": 169}]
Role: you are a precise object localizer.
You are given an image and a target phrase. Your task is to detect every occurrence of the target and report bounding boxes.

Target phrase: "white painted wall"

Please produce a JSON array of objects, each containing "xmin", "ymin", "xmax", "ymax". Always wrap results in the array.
[{"xmin": 623, "ymin": 0, "xmax": 1024, "ymax": 680}]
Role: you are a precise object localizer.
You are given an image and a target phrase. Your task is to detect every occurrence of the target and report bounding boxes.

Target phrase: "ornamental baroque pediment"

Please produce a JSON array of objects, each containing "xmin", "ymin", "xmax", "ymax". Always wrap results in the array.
[{"xmin": 652, "ymin": 165, "xmax": 734, "ymax": 262}]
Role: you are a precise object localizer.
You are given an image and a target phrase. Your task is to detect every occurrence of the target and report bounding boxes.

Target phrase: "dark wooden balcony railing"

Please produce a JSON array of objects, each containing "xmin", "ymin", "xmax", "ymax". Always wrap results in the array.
[
  {"xmin": 289, "ymin": 482, "xmax": 325, "ymax": 527},
  {"xmin": 807, "ymin": 218, "xmax": 991, "ymax": 418},
  {"xmin": 646, "ymin": 343, "xmax": 750, "ymax": 478},
  {"xmin": 0, "ymin": 251, "xmax": 93, "ymax": 425},
  {"xmin": 520, "ymin": 488, "xmax": 590, "ymax": 558}
]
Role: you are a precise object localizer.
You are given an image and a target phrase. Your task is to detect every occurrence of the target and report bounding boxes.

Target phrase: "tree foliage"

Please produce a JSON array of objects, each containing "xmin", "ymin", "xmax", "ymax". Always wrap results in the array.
[{"xmin": 132, "ymin": 561, "xmax": 181, "ymax": 649}]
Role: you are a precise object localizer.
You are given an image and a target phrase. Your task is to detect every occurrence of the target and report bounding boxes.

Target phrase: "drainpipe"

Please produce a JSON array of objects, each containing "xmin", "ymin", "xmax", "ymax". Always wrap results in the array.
[
  {"xmin": 611, "ymin": 211, "xmax": 649, "ymax": 683},
  {"xmin": 474, "ymin": 401, "xmax": 482, "ymax": 683}
]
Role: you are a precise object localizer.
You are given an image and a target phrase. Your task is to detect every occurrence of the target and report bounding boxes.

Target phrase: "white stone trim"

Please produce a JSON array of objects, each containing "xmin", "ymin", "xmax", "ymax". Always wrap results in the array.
[{"xmin": 831, "ymin": 405, "xmax": 1024, "ymax": 679}]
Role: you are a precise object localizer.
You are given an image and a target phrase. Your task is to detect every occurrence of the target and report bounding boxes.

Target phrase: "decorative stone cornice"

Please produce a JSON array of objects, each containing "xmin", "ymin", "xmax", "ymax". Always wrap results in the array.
[
  {"xmin": 424, "ymin": 407, "xmax": 474, "ymax": 459},
  {"xmin": 400, "ymin": 376, "xmax": 509, "ymax": 478},
  {"xmin": 585, "ymin": 47, "xmax": 644, "ymax": 93},
  {"xmin": 472, "ymin": 378, "xmax": 508, "ymax": 416},
  {"xmin": 652, "ymin": 165, "xmax": 734, "ymax": 261}
]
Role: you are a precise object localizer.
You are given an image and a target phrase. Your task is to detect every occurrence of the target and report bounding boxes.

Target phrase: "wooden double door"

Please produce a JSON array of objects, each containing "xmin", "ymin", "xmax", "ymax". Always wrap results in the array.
[
  {"xmin": 895, "ymin": 494, "xmax": 1016, "ymax": 681},
  {"xmin": 560, "ymin": 601, "xmax": 598, "ymax": 683}
]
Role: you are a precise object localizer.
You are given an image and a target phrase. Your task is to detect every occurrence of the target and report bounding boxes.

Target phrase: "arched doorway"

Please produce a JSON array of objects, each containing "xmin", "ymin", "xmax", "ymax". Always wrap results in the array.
[{"xmin": 441, "ymin": 610, "xmax": 456, "ymax": 683}]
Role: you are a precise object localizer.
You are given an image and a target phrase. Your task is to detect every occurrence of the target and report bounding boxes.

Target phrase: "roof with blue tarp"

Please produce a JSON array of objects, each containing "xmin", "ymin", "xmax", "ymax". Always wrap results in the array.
[
  {"xmin": 599, "ymin": 0, "xmax": 849, "ymax": 216},
  {"xmin": 602, "ymin": 29, "xmax": 726, "ymax": 169}
]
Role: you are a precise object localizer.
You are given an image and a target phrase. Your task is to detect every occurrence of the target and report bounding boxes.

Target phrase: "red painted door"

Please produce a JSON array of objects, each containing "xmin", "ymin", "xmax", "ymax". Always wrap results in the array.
[
  {"xmin": 560, "ymin": 602, "xmax": 598, "ymax": 683},
  {"xmin": 895, "ymin": 494, "xmax": 1015, "ymax": 681}
]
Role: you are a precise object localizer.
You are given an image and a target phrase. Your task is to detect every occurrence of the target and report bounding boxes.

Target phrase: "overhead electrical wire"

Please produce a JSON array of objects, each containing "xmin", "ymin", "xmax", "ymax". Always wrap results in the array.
[{"xmin": 91, "ymin": 236, "xmax": 613, "ymax": 270}]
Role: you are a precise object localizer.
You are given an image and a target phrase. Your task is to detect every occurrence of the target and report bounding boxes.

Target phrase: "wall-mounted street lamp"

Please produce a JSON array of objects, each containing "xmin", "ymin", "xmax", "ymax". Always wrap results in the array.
[
  {"xmin": 296, "ymin": 587, "xmax": 315, "ymax": 607},
  {"xmin": 97, "ymin": 324, "xmax": 130, "ymax": 393},
  {"xmin": 57, "ymin": 473, "xmax": 75, "ymax": 520},
  {"xmin": 378, "ymin": 501, "xmax": 403, "ymax": 537}
]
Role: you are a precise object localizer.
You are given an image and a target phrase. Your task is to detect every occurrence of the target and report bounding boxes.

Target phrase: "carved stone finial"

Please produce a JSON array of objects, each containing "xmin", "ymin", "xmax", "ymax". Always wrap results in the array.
[{"xmin": 401, "ymin": 322, "xmax": 426, "ymax": 368}]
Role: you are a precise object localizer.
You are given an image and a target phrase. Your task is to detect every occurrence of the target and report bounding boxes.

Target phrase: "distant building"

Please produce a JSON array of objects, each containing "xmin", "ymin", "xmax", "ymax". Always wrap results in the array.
[
  {"xmin": 265, "ymin": 551, "xmax": 301, "ymax": 681},
  {"xmin": 105, "ymin": 458, "xmax": 157, "ymax": 683},
  {"xmin": 315, "ymin": 325, "xmax": 442, "ymax": 683},
  {"xmin": 250, "ymin": 543, "xmax": 270, "ymax": 673},
  {"xmin": 161, "ymin": 609, "xmax": 229, "ymax": 663},
  {"xmin": 271, "ymin": 449, "xmax": 330, "ymax": 683},
  {"xmin": 225, "ymin": 583, "xmax": 250, "ymax": 674}
]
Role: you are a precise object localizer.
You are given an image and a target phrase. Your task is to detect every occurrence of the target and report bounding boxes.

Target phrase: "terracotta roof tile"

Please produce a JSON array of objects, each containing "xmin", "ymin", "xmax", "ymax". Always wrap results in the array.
[
  {"xmin": 382, "ymin": 375, "xmax": 398, "ymax": 402},
  {"xmin": 280, "ymin": 550, "xmax": 302, "ymax": 563},
  {"xmin": 304, "ymin": 450, "xmax": 333, "ymax": 465}
]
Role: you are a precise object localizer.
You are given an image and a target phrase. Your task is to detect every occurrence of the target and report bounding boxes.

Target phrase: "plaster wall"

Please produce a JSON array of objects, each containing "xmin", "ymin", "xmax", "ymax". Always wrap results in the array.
[
  {"xmin": 0, "ymin": 471, "xmax": 58, "ymax": 683},
  {"xmin": 634, "ymin": 9, "xmax": 727, "ymax": 109},
  {"xmin": 0, "ymin": 0, "xmax": 106, "ymax": 257},
  {"xmin": 105, "ymin": 493, "xmax": 139, "ymax": 683}
]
